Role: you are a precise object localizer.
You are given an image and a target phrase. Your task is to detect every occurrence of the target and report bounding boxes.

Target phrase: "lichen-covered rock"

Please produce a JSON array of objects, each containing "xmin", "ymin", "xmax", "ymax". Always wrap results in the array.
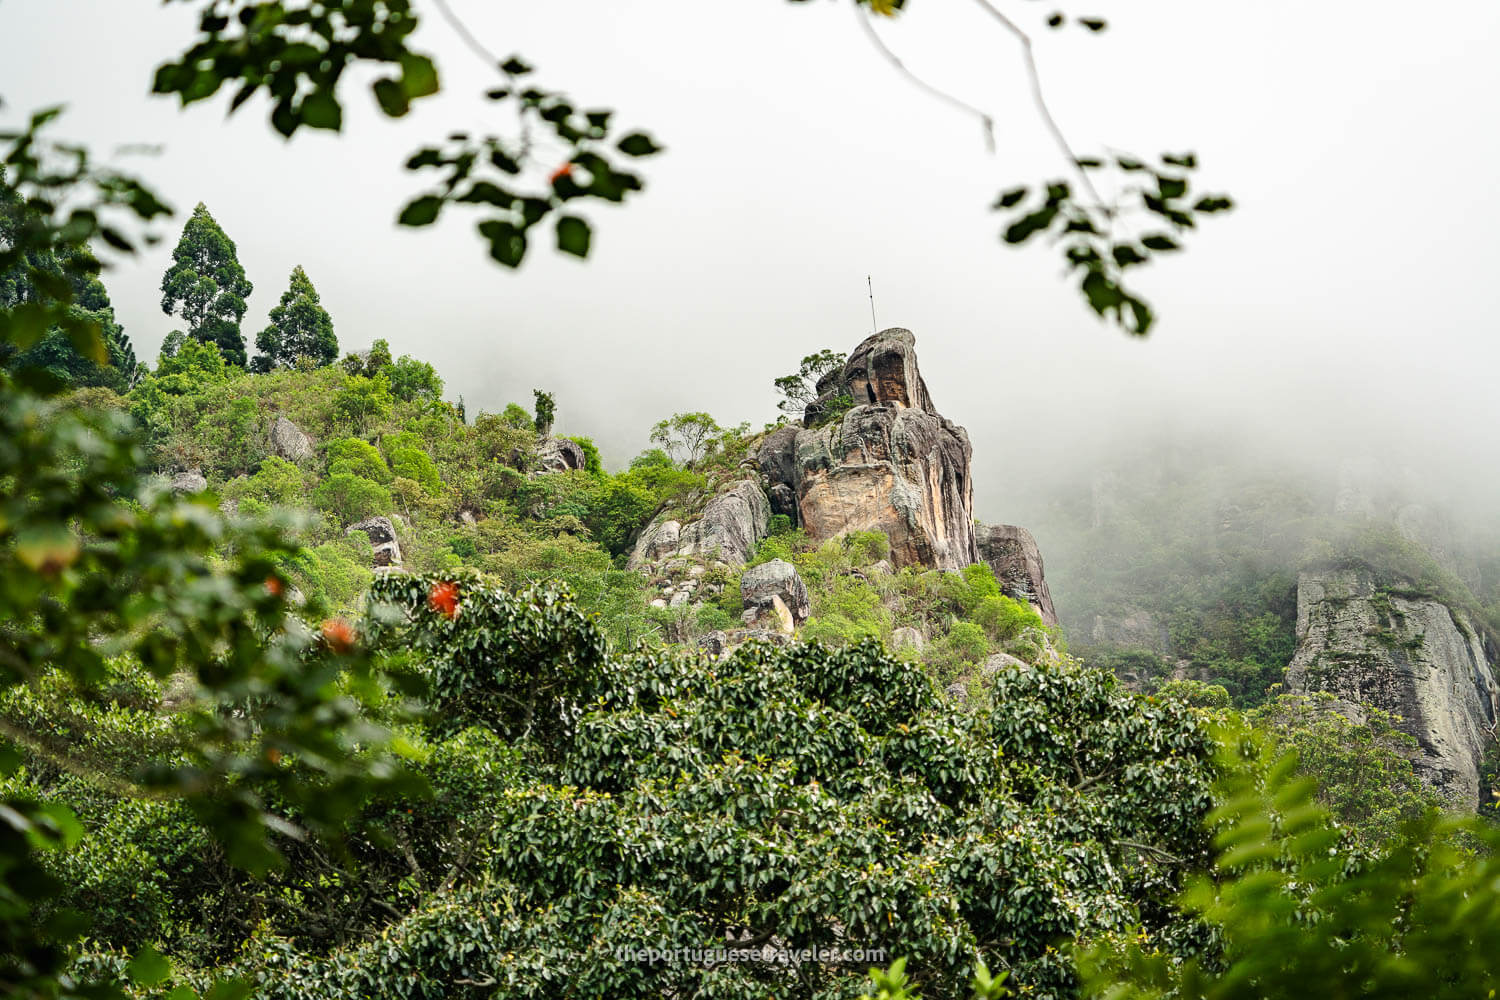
[
  {"xmin": 170, "ymin": 469, "xmax": 208, "ymax": 493},
  {"xmin": 268, "ymin": 415, "xmax": 314, "ymax": 462},
  {"xmin": 975, "ymin": 523, "xmax": 1058, "ymax": 626},
  {"xmin": 740, "ymin": 559, "xmax": 811, "ymax": 624},
  {"xmin": 347, "ymin": 515, "xmax": 403, "ymax": 568},
  {"xmin": 627, "ymin": 481, "xmax": 769, "ymax": 571},
  {"xmin": 537, "ymin": 436, "xmax": 586, "ymax": 474},
  {"xmin": 1286, "ymin": 568, "xmax": 1500, "ymax": 808}
]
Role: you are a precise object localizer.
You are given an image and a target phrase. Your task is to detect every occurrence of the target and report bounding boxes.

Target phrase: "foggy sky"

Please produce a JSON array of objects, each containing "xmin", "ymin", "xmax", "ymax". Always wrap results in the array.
[{"xmin": 3, "ymin": 0, "xmax": 1498, "ymax": 524}]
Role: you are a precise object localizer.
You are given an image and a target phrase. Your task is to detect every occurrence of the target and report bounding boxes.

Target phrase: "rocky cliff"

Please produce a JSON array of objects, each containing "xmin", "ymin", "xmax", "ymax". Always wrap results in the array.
[
  {"xmin": 757, "ymin": 328, "xmax": 978, "ymax": 570},
  {"xmin": 975, "ymin": 523, "xmax": 1058, "ymax": 626},
  {"xmin": 1286, "ymin": 568, "xmax": 1500, "ymax": 807}
]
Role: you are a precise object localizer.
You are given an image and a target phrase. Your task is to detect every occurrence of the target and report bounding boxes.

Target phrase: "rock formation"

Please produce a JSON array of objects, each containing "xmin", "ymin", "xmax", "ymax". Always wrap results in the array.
[
  {"xmin": 740, "ymin": 559, "xmax": 811, "ymax": 625},
  {"xmin": 169, "ymin": 469, "xmax": 208, "ymax": 493},
  {"xmin": 269, "ymin": 416, "xmax": 315, "ymax": 463},
  {"xmin": 627, "ymin": 480, "xmax": 769, "ymax": 571},
  {"xmin": 757, "ymin": 329, "xmax": 978, "ymax": 571},
  {"xmin": 537, "ymin": 436, "xmax": 586, "ymax": 474},
  {"xmin": 975, "ymin": 523, "xmax": 1058, "ymax": 626},
  {"xmin": 347, "ymin": 515, "xmax": 403, "ymax": 569},
  {"xmin": 1286, "ymin": 568, "xmax": 1500, "ymax": 808}
]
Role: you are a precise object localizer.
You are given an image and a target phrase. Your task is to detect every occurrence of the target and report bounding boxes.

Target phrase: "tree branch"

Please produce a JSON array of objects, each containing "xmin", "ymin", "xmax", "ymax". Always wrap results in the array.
[
  {"xmin": 854, "ymin": 8, "xmax": 995, "ymax": 154},
  {"xmin": 968, "ymin": 0, "xmax": 1105, "ymax": 208}
]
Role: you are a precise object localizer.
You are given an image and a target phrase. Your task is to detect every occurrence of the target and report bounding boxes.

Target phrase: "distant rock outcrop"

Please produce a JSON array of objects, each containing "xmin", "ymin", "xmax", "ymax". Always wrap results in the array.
[
  {"xmin": 759, "ymin": 329, "xmax": 978, "ymax": 571},
  {"xmin": 1286, "ymin": 568, "xmax": 1500, "ymax": 808},
  {"xmin": 269, "ymin": 416, "xmax": 315, "ymax": 463},
  {"xmin": 347, "ymin": 515, "xmax": 403, "ymax": 569},
  {"xmin": 975, "ymin": 523, "xmax": 1058, "ymax": 626}
]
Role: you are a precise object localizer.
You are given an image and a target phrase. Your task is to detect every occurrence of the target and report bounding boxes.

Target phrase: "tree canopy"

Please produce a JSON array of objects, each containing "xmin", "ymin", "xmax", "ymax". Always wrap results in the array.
[
  {"xmin": 160, "ymin": 203, "xmax": 254, "ymax": 367},
  {"xmin": 253, "ymin": 264, "xmax": 337, "ymax": 371}
]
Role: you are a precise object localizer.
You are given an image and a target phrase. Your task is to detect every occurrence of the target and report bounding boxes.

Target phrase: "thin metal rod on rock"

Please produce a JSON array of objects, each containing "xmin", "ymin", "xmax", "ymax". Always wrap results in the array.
[{"xmin": 867, "ymin": 275, "xmax": 878, "ymax": 333}]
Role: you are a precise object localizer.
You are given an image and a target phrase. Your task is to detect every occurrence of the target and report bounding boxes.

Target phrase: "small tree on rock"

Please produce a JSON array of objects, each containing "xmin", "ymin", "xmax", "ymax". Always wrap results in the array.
[
  {"xmin": 533, "ymin": 389, "xmax": 555, "ymax": 436},
  {"xmin": 254, "ymin": 265, "xmax": 337, "ymax": 371},
  {"xmin": 159, "ymin": 203, "xmax": 254, "ymax": 367}
]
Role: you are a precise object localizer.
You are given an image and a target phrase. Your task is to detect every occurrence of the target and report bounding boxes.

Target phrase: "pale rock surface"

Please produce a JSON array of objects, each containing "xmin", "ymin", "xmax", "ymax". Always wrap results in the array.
[
  {"xmin": 268, "ymin": 415, "xmax": 315, "ymax": 462},
  {"xmin": 537, "ymin": 436, "xmax": 586, "ymax": 474},
  {"xmin": 1286, "ymin": 568, "xmax": 1500, "ymax": 808},
  {"xmin": 170, "ymin": 469, "xmax": 208, "ymax": 493},
  {"xmin": 740, "ymin": 559, "xmax": 811, "ymax": 624}
]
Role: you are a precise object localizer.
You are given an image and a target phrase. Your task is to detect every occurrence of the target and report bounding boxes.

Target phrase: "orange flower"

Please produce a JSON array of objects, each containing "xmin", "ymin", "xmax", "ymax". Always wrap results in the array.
[
  {"xmin": 265, "ymin": 747, "xmax": 283, "ymax": 765},
  {"xmin": 264, "ymin": 575, "xmax": 284, "ymax": 598},
  {"xmin": 320, "ymin": 618, "xmax": 357, "ymax": 653},
  {"xmin": 428, "ymin": 580, "xmax": 461, "ymax": 619},
  {"xmin": 548, "ymin": 161, "xmax": 574, "ymax": 183}
]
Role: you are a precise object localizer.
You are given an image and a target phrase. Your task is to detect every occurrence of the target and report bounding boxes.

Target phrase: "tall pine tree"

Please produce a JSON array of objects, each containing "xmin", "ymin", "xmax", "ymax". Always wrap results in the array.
[
  {"xmin": 159, "ymin": 203, "xmax": 253, "ymax": 367},
  {"xmin": 253, "ymin": 265, "xmax": 338, "ymax": 371}
]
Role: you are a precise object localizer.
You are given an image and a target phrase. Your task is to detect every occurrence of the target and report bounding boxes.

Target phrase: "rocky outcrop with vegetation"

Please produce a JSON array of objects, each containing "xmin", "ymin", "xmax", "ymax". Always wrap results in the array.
[
  {"xmin": 1286, "ymin": 567, "xmax": 1500, "ymax": 807},
  {"xmin": 758, "ymin": 328, "xmax": 979, "ymax": 571}
]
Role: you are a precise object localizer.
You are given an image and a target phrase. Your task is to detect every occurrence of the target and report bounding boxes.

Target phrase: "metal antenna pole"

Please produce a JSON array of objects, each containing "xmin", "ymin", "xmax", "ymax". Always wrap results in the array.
[{"xmin": 867, "ymin": 275, "xmax": 878, "ymax": 334}]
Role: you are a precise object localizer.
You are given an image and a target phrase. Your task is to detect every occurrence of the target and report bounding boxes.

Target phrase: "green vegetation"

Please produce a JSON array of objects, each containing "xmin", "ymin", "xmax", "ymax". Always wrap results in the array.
[
  {"xmin": 253, "ymin": 264, "xmax": 338, "ymax": 372},
  {"xmin": 159, "ymin": 203, "xmax": 254, "ymax": 368}
]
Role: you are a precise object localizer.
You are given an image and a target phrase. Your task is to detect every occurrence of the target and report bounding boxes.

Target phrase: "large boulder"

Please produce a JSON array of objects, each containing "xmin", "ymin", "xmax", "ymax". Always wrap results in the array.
[
  {"xmin": 268, "ymin": 415, "xmax": 315, "ymax": 462},
  {"xmin": 1286, "ymin": 568, "xmax": 1500, "ymax": 808},
  {"xmin": 740, "ymin": 558, "xmax": 811, "ymax": 624},
  {"xmin": 627, "ymin": 480, "xmax": 769, "ymax": 571},
  {"xmin": 757, "ymin": 329, "xmax": 978, "ymax": 571},
  {"xmin": 537, "ymin": 436, "xmax": 586, "ymax": 474},
  {"xmin": 975, "ymin": 523, "xmax": 1058, "ymax": 627},
  {"xmin": 170, "ymin": 469, "xmax": 208, "ymax": 493},
  {"xmin": 347, "ymin": 515, "xmax": 403, "ymax": 568}
]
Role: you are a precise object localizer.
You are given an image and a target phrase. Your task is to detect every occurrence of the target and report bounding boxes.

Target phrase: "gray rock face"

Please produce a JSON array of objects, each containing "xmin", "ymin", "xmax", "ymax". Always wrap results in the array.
[
  {"xmin": 347, "ymin": 515, "xmax": 403, "ymax": 568},
  {"xmin": 756, "ymin": 330, "xmax": 977, "ymax": 572},
  {"xmin": 628, "ymin": 481, "xmax": 769, "ymax": 571},
  {"xmin": 537, "ymin": 436, "xmax": 586, "ymax": 473},
  {"xmin": 170, "ymin": 469, "xmax": 208, "ymax": 493},
  {"xmin": 892, "ymin": 626, "xmax": 925, "ymax": 652},
  {"xmin": 1286, "ymin": 568, "xmax": 1500, "ymax": 808},
  {"xmin": 975, "ymin": 523, "xmax": 1058, "ymax": 627},
  {"xmin": 740, "ymin": 558, "xmax": 811, "ymax": 624},
  {"xmin": 268, "ymin": 416, "xmax": 315, "ymax": 463},
  {"xmin": 742, "ymin": 593, "xmax": 795, "ymax": 635}
]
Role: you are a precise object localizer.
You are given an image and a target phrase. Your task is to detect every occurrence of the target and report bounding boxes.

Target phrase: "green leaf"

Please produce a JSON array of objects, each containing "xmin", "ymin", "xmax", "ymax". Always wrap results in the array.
[
  {"xmin": 397, "ymin": 196, "xmax": 443, "ymax": 227},
  {"xmin": 556, "ymin": 215, "xmax": 591, "ymax": 257},
  {"xmin": 128, "ymin": 944, "xmax": 172, "ymax": 988},
  {"xmin": 478, "ymin": 220, "xmax": 528, "ymax": 267},
  {"xmin": 1078, "ymin": 17, "xmax": 1108, "ymax": 31},
  {"xmin": 1141, "ymin": 234, "xmax": 1180, "ymax": 251},
  {"xmin": 400, "ymin": 53, "xmax": 440, "ymax": 99},
  {"xmin": 300, "ymin": 90, "xmax": 342, "ymax": 131},
  {"xmin": 373, "ymin": 78, "xmax": 410, "ymax": 118},
  {"xmin": 500, "ymin": 56, "xmax": 533, "ymax": 76},
  {"xmin": 993, "ymin": 186, "xmax": 1027, "ymax": 209},
  {"xmin": 1003, "ymin": 205, "xmax": 1059, "ymax": 244},
  {"xmin": 1158, "ymin": 176, "xmax": 1188, "ymax": 199},
  {"xmin": 616, "ymin": 132, "xmax": 662, "ymax": 157},
  {"xmin": 1194, "ymin": 195, "xmax": 1234, "ymax": 213}
]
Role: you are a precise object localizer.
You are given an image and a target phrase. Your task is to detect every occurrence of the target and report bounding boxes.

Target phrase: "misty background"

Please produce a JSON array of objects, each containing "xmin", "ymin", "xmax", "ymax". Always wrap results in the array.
[{"xmin": 3, "ymin": 0, "xmax": 1497, "ymax": 536}]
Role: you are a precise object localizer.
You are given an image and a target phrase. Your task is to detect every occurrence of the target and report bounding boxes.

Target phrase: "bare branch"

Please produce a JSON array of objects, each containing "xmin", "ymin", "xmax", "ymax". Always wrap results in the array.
[
  {"xmin": 968, "ymin": 0, "xmax": 1104, "ymax": 207},
  {"xmin": 854, "ymin": 8, "xmax": 995, "ymax": 154}
]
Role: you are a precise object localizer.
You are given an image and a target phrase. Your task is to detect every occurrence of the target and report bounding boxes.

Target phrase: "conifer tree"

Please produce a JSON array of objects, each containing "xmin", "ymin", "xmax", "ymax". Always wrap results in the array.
[
  {"xmin": 253, "ymin": 264, "xmax": 337, "ymax": 371},
  {"xmin": 159, "ymin": 202, "xmax": 253, "ymax": 367}
]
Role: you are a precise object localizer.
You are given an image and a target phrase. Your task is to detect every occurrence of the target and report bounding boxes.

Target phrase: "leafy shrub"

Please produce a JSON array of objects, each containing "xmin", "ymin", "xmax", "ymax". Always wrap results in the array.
[
  {"xmin": 325, "ymin": 437, "xmax": 391, "ymax": 483},
  {"xmin": 388, "ymin": 445, "xmax": 441, "ymax": 495},
  {"xmin": 312, "ymin": 472, "xmax": 393, "ymax": 526},
  {"xmin": 972, "ymin": 593, "xmax": 1043, "ymax": 641}
]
